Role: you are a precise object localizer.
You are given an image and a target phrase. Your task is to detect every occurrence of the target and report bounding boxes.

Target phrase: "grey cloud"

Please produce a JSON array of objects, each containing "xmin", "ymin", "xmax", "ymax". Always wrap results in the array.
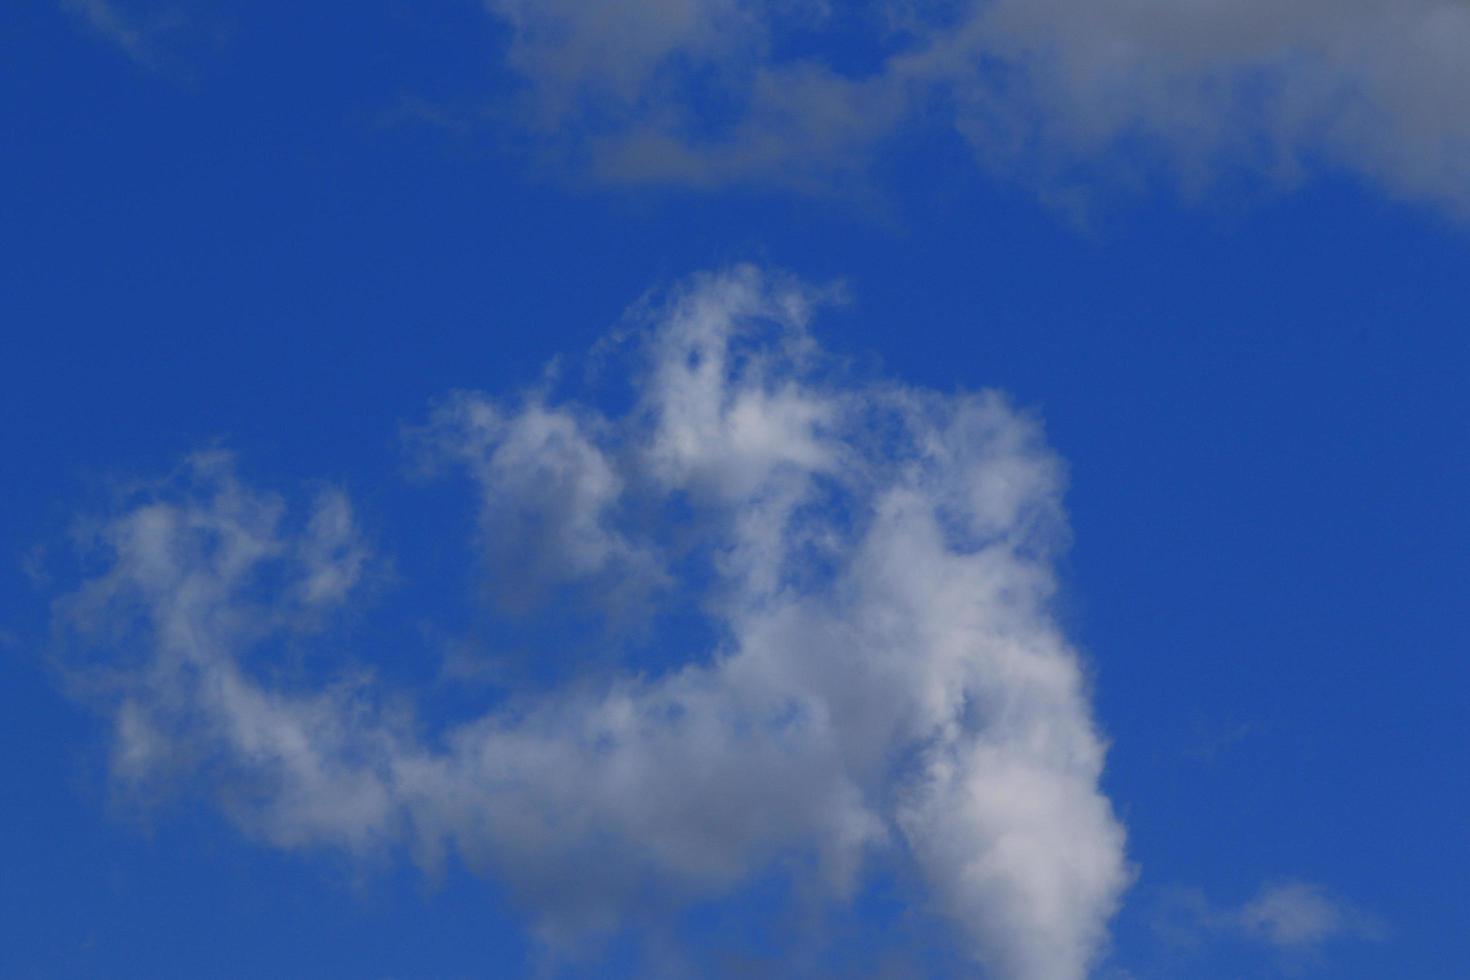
[
  {"xmin": 53, "ymin": 267, "xmax": 1130, "ymax": 979},
  {"xmin": 480, "ymin": 0, "xmax": 1470, "ymax": 214}
]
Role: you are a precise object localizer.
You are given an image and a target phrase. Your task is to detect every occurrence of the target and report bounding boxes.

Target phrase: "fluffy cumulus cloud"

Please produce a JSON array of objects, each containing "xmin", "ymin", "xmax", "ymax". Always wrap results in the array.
[
  {"xmin": 481, "ymin": 0, "xmax": 1470, "ymax": 213},
  {"xmin": 53, "ymin": 267, "xmax": 1130, "ymax": 979}
]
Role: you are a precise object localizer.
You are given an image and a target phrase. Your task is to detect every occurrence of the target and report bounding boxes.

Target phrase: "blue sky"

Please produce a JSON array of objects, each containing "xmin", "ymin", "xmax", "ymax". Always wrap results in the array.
[{"xmin": 3, "ymin": 2, "xmax": 1468, "ymax": 978}]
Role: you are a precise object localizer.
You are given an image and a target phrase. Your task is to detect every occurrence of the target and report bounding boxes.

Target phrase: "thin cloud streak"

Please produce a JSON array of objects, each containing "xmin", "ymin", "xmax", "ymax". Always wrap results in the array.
[
  {"xmin": 479, "ymin": 0, "xmax": 1470, "ymax": 215},
  {"xmin": 60, "ymin": 0, "xmax": 151, "ymax": 61}
]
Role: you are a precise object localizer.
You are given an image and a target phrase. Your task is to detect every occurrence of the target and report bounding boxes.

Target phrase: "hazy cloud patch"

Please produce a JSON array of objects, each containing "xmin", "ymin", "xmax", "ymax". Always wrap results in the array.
[{"xmin": 1155, "ymin": 878, "xmax": 1383, "ymax": 971}]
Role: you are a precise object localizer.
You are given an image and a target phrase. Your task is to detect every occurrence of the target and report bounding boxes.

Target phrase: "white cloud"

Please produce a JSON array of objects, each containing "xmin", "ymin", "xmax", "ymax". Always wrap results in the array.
[
  {"xmin": 479, "ymin": 0, "xmax": 1470, "ymax": 214},
  {"xmin": 412, "ymin": 393, "xmax": 665, "ymax": 615},
  {"xmin": 1156, "ymin": 879, "xmax": 1383, "ymax": 965},
  {"xmin": 53, "ymin": 267, "xmax": 1130, "ymax": 979},
  {"xmin": 1235, "ymin": 881, "xmax": 1382, "ymax": 951}
]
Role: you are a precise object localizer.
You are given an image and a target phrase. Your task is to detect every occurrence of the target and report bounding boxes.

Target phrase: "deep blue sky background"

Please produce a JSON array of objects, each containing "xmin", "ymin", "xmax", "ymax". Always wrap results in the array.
[{"xmin": 3, "ymin": 2, "xmax": 1467, "ymax": 977}]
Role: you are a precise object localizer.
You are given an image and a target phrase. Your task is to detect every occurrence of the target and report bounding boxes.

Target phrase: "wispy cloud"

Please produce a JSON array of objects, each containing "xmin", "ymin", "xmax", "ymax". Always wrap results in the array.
[
  {"xmin": 50, "ymin": 266, "xmax": 1131, "ymax": 979},
  {"xmin": 1155, "ymin": 879, "xmax": 1383, "ymax": 971},
  {"xmin": 476, "ymin": 0, "xmax": 1470, "ymax": 215},
  {"xmin": 59, "ymin": 0, "xmax": 203, "ymax": 70},
  {"xmin": 68, "ymin": 0, "xmax": 1470, "ymax": 213},
  {"xmin": 1235, "ymin": 881, "xmax": 1384, "ymax": 951},
  {"xmin": 61, "ymin": 0, "xmax": 151, "ymax": 62}
]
